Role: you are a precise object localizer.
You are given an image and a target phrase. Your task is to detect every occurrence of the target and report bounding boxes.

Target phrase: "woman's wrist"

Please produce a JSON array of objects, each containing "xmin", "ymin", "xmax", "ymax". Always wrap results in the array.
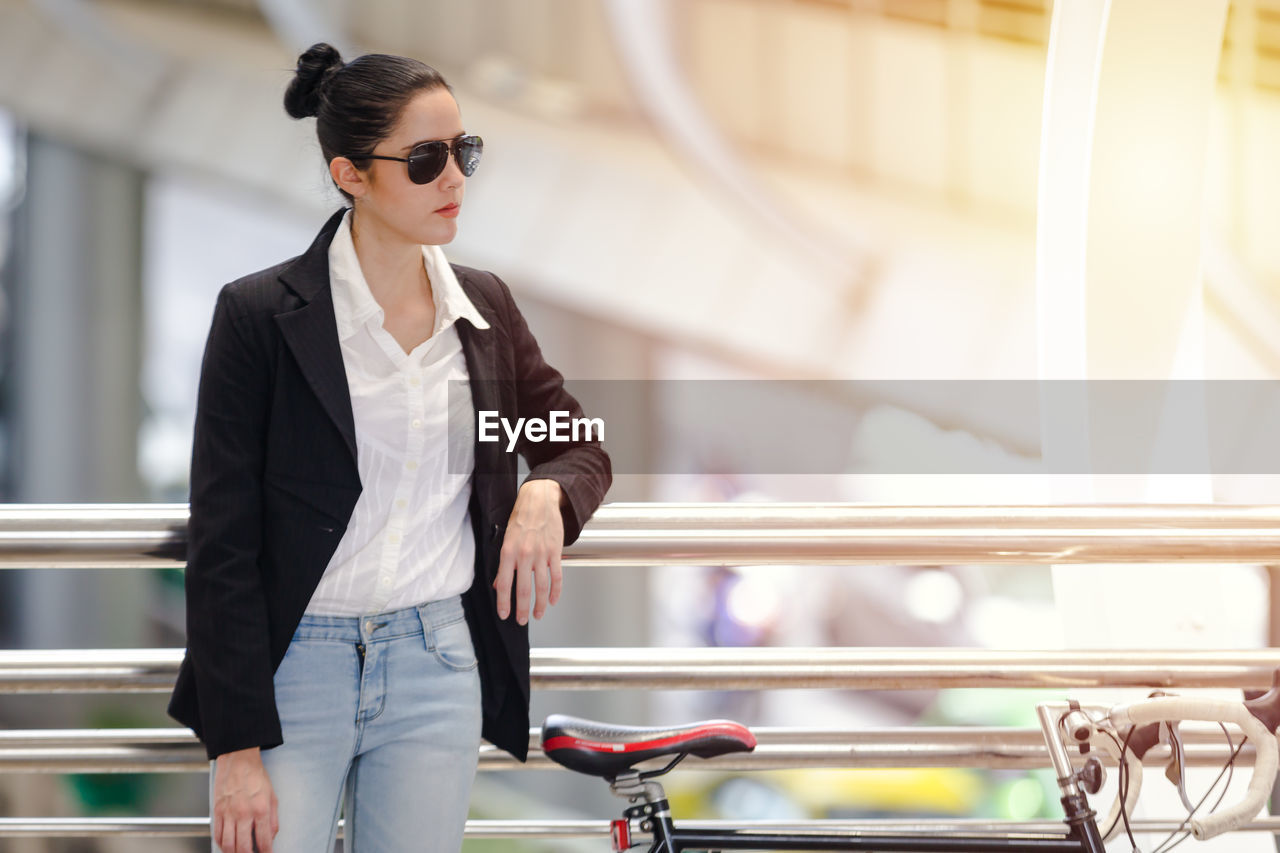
[{"xmin": 522, "ymin": 478, "xmax": 564, "ymax": 506}]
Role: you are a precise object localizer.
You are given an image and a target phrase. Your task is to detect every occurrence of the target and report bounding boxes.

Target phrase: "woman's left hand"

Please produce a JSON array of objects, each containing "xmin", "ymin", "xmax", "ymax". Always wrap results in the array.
[{"xmin": 494, "ymin": 479, "xmax": 565, "ymax": 625}]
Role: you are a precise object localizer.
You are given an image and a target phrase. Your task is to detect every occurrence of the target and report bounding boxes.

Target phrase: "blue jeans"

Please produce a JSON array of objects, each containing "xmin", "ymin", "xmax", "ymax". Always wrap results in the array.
[{"xmin": 209, "ymin": 594, "xmax": 482, "ymax": 853}]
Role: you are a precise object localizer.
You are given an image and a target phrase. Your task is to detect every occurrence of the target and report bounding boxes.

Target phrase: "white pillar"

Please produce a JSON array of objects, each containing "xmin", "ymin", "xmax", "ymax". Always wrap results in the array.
[{"xmin": 1036, "ymin": 1, "xmax": 1266, "ymax": 848}]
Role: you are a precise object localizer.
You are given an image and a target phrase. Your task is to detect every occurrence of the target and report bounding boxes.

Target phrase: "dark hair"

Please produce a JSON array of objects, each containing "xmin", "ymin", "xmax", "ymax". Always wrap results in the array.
[{"xmin": 283, "ymin": 42, "xmax": 455, "ymax": 203}]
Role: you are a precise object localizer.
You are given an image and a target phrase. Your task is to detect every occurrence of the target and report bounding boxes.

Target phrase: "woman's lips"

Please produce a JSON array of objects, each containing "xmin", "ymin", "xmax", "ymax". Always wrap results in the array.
[{"xmin": 436, "ymin": 203, "xmax": 460, "ymax": 218}]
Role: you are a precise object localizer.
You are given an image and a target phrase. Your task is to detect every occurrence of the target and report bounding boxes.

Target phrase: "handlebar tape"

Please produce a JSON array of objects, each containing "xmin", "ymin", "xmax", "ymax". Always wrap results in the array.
[{"xmin": 1110, "ymin": 696, "xmax": 1277, "ymax": 840}]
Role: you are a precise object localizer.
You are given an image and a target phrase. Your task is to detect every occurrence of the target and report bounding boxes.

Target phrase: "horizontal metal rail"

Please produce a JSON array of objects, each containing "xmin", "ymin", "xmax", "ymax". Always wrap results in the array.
[
  {"xmin": 0, "ymin": 725, "xmax": 1250, "ymax": 773},
  {"xmin": 2, "ymin": 817, "xmax": 1280, "ymax": 839},
  {"xmin": 2, "ymin": 648, "xmax": 1280, "ymax": 691},
  {"xmin": 0, "ymin": 505, "xmax": 186, "ymax": 569},
  {"xmin": 0, "ymin": 504, "xmax": 1275, "ymax": 840},
  {"xmin": 531, "ymin": 648, "xmax": 1280, "ymax": 690},
  {"xmin": 6, "ymin": 503, "xmax": 1280, "ymax": 567}
]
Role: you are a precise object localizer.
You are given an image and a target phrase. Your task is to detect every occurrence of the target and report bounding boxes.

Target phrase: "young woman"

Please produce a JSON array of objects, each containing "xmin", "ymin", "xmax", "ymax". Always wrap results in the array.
[{"xmin": 165, "ymin": 42, "xmax": 611, "ymax": 853}]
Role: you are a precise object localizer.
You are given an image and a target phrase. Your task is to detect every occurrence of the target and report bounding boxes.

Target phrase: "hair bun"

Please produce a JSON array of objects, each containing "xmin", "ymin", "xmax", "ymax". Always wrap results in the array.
[{"xmin": 283, "ymin": 42, "xmax": 345, "ymax": 119}]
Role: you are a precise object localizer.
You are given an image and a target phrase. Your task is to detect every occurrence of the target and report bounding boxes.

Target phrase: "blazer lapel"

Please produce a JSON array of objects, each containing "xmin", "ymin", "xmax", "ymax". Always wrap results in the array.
[
  {"xmin": 273, "ymin": 208, "xmax": 359, "ymax": 471},
  {"xmin": 455, "ymin": 276, "xmax": 500, "ymax": 416},
  {"xmin": 267, "ymin": 208, "xmax": 503, "ymax": 486},
  {"xmin": 455, "ymin": 274, "xmax": 504, "ymax": 521}
]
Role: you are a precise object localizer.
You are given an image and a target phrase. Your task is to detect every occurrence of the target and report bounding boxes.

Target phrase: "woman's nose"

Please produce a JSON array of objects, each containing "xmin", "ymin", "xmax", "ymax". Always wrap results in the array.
[{"xmin": 439, "ymin": 151, "xmax": 465, "ymax": 187}]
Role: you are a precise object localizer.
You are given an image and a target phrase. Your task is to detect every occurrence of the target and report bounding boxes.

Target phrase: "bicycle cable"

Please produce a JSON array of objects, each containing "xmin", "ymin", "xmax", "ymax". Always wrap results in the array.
[
  {"xmin": 1168, "ymin": 721, "xmax": 1196, "ymax": 814},
  {"xmin": 1149, "ymin": 725, "xmax": 1243, "ymax": 853},
  {"xmin": 1098, "ymin": 727, "xmax": 1128, "ymax": 841},
  {"xmin": 1119, "ymin": 723, "xmax": 1141, "ymax": 852}
]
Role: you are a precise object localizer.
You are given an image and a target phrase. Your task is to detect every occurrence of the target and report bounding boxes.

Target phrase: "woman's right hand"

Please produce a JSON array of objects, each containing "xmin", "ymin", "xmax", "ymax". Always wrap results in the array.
[{"xmin": 213, "ymin": 747, "xmax": 279, "ymax": 853}]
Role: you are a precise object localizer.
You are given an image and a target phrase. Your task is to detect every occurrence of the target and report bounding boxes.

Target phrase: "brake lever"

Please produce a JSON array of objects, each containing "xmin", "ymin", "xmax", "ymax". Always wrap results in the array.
[{"xmin": 1161, "ymin": 721, "xmax": 1196, "ymax": 814}]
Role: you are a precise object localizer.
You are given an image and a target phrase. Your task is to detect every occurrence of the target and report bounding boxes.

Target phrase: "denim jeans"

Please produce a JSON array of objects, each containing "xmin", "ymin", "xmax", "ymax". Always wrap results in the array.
[{"xmin": 209, "ymin": 594, "xmax": 482, "ymax": 853}]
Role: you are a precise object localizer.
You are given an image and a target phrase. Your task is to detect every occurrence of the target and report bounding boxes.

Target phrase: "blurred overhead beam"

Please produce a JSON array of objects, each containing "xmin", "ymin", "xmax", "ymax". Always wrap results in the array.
[
  {"xmin": 10, "ymin": 0, "xmax": 1278, "ymax": 404},
  {"xmin": 602, "ymin": 0, "xmax": 874, "ymax": 308},
  {"xmin": 29, "ymin": 0, "xmax": 167, "ymax": 82},
  {"xmin": 0, "ymin": 0, "xmax": 865, "ymax": 378},
  {"xmin": 256, "ymin": 0, "xmax": 355, "ymax": 58}
]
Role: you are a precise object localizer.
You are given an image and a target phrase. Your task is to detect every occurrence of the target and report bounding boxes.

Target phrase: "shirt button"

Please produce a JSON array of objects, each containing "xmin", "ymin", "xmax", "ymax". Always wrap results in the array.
[
  {"xmin": 388, "ymin": 532, "xmax": 401, "ymax": 544},
  {"xmin": 405, "ymin": 460, "xmax": 418, "ymax": 470},
  {"xmin": 395, "ymin": 499, "xmax": 407, "ymax": 509},
  {"xmin": 409, "ymin": 376, "xmax": 421, "ymax": 387},
  {"xmin": 411, "ymin": 418, "xmax": 422, "ymax": 429}
]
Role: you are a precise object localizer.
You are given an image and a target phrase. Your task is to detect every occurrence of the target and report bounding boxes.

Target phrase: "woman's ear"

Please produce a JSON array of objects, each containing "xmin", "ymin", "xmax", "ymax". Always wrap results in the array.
[{"xmin": 330, "ymin": 156, "xmax": 368, "ymax": 200}]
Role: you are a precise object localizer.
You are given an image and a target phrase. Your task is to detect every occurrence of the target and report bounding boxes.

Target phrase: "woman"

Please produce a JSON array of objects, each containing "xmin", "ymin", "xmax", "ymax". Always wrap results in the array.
[{"xmin": 165, "ymin": 43, "xmax": 611, "ymax": 853}]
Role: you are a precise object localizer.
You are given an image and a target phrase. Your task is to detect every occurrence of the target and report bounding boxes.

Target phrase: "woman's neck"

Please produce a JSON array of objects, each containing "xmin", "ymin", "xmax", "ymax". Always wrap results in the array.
[{"xmin": 349, "ymin": 208, "xmax": 431, "ymax": 307}]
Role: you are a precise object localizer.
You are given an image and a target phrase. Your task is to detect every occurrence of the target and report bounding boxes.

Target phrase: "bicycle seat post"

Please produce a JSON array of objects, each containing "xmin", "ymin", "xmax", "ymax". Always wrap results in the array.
[
  {"xmin": 610, "ymin": 771, "xmax": 675, "ymax": 853},
  {"xmin": 609, "ymin": 770, "xmax": 667, "ymax": 804}
]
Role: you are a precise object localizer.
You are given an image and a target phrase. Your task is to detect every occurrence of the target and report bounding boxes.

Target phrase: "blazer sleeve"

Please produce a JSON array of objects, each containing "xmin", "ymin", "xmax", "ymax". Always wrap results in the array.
[
  {"xmin": 184, "ymin": 284, "xmax": 282, "ymax": 759},
  {"xmin": 493, "ymin": 272, "xmax": 611, "ymax": 546}
]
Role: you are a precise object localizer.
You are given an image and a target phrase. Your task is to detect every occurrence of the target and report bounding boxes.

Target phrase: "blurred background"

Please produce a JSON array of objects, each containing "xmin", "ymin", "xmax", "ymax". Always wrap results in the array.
[{"xmin": 0, "ymin": 0, "xmax": 1276, "ymax": 850}]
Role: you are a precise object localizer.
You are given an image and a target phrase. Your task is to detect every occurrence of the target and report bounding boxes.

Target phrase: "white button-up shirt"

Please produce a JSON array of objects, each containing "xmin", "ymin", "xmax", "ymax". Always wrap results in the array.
[{"xmin": 303, "ymin": 207, "xmax": 491, "ymax": 616}]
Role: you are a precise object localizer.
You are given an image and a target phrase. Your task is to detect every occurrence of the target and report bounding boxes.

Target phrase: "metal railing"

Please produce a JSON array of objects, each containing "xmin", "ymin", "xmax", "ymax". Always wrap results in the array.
[
  {"xmin": 4, "ymin": 647, "xmax": 1280, "ymax": 693},
  {"xmin": 8, "ymin": 502, "xmax": 1280, "ymax": 567},
  {"xmin": 0, "ymin": 723, "xmax": 1258, "ymax": 773},
  {"xmin": 0, "ymin": 502, "xmax": 1275, "ymax": 840},
  {"xmin": 5, "ymin": 817, "xmax": 1280, "ymax": 841}
]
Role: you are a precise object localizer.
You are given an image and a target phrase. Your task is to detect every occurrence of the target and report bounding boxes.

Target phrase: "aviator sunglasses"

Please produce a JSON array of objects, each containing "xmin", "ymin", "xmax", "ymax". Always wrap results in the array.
[{"xmin": 356, "ymin": 134, "xmax": 483, "ymax": 184}]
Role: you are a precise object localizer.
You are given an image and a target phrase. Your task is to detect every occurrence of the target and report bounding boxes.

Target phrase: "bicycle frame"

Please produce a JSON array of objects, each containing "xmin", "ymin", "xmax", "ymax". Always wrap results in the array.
[
  {"xmin": 604, "ymin": 702, "xmax": 1106, "ymax": 853},
  {"xmin": 565, "ymin": 677, "xmax": 1280, "ymax": 852}
]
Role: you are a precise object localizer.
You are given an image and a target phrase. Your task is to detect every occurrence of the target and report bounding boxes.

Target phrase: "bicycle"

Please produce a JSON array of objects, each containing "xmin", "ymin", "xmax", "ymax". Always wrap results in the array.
[{"xmin": 541, "ymin": 672, "xmax": 1280, "ymax": 852}]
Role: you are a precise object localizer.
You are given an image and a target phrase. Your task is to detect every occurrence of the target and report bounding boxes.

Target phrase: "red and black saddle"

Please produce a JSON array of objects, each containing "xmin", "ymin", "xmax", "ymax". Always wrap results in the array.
[{"xmin": 540, "ymin": 713, "xmax": 757, "ymax": 779}]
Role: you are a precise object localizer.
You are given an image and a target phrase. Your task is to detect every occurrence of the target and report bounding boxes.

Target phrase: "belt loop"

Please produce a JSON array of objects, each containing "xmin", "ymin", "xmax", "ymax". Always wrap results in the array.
[{"xmin": 415, "ymin": 601, "xmax": 432, "ymax": 644}]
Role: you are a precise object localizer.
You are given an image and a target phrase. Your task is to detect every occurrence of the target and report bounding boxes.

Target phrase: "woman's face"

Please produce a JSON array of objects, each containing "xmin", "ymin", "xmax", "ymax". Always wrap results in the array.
[{"xmin": 337, "ymin": 87, "xmax": 467, "ymax": 246}]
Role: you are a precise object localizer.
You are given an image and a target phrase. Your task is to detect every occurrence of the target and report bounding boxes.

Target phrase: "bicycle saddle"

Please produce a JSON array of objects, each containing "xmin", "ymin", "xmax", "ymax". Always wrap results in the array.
[{"xmin": 540, "ymin": 713, "xmax": 757, "ymax": 779}]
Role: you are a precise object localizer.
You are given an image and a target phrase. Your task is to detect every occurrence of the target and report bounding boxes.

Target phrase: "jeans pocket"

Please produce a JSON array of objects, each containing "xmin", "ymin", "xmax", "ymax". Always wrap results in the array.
[{"xmin": 428, "ymin": 617, "xmax": 478, "ymax": 672}]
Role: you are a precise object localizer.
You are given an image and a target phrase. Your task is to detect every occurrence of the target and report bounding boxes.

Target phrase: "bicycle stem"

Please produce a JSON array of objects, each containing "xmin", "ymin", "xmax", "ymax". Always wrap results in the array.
[
  {"xmin": 1037, "ymin": 703, "xmax": 1106, "ymax": 853},
  {"xmin": 1037, "ymin": 703, "xmax": 1082, "ymax": 796}
]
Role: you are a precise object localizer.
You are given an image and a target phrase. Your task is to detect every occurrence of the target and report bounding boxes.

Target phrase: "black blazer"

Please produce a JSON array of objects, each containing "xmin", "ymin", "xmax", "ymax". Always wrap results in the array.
[{"xmin": 166, "ymin": 206, "xmax": 611, "ymax": 762}]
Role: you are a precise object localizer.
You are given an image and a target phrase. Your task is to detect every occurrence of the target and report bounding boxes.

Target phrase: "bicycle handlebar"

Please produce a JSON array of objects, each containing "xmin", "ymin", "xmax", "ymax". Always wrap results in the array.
[{"xmin": 1108, "ymin": 696, "xmax": 1279, "ymax": 840}]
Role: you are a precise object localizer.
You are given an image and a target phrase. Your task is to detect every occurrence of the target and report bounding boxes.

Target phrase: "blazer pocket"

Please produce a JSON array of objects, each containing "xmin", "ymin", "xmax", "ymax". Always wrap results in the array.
[{"xmin": 263, "ymin": 471, "xmax": 353, "ymax": 530}]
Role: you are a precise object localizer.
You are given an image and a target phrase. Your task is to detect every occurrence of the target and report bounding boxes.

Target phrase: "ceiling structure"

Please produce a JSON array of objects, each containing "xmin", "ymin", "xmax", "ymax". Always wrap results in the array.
[{"xmin": 2, "ymin": 0, "xmax": 1280, "ymax": 457}]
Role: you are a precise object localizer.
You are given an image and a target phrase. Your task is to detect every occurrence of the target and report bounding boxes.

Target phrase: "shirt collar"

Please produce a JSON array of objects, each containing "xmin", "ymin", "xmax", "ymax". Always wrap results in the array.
[{"xmin": 328, "ymin": 207, "xmax": 490, "ymax": 342}]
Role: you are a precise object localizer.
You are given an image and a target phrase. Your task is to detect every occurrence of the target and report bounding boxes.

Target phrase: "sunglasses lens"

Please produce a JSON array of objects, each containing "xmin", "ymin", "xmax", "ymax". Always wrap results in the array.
[
  {"xmin": 403, "ymin": 136, "xmax": 484, "ymax": 183},
  {"xmin": 407, "ymin": 142, "xmax": 448, "ymax": 184},
  {"xmin": 457, "ymin": 136, "xmax": 483, "ymax": 177}
]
